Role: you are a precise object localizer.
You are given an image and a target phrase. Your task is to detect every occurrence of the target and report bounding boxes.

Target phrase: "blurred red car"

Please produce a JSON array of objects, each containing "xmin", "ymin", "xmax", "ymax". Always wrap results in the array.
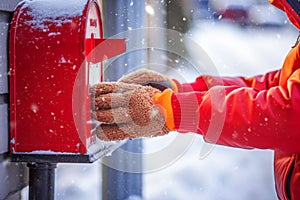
[
  {"xmin": 208, "ymin": 0, "xmax": 287, "ymax": 27},
  {"xmin": 221, "ymin": 5, "xmax": 249, "ymax": 25},
  {"xmin": 209, "ymin": 0, "xmax": 254, "ymax": 25}
]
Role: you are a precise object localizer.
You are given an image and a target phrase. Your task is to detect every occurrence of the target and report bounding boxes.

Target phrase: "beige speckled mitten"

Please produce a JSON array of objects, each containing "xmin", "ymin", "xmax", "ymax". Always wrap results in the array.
[
  {"xmin": 118, "ymin": 69, "xmax": 166, "ymax": 84},
  {"xmin": 118, "ymin": 69, "xmax": 178, "ymax": 92},
  {"xmin": 91, "ymin": 82, "xmax": 170, "ymax": 141}
]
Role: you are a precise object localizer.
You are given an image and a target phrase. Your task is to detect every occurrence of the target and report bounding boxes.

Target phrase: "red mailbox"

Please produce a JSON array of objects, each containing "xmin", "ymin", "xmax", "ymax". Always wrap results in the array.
[{"xmin": 9, "ymin": 0, "xmax": 125, "ymax": 157}]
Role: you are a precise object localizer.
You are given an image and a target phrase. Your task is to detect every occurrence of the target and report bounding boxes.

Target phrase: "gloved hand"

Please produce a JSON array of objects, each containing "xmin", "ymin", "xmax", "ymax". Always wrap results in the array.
[
  {"xmin": 91, "ymin": 82, "xmax": 171, "ymax": 141},
  {"xmin": 118, "ymin": 69, "xmax": 179, "ymax": 92}
]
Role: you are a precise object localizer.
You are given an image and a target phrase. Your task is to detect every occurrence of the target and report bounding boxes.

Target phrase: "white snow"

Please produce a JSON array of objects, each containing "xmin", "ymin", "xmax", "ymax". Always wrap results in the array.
[
  {"xmin": 48, "ymin": 32, "xmax": 61, "ymax": 37},
  {"xmin": 145, "ymin": 5, "xmax": 155, "ymax": 16},
  {"xmin": 10, "ymin": 138, "xmax": 15, "ymax": 144},
  {"xmin": 23, "ymin": 0, "xmax": 86, "ymax": 29},
  {"xmin": 30, "ymin": 103, "xmax": 39, "ymax": 113},
  {"xmin": 25, "ymin": 0, "xmax": 86, "ymax": 18},
  {"xmin": 17, "ymin": 150, "xmax": 79, "ymax": 155}
]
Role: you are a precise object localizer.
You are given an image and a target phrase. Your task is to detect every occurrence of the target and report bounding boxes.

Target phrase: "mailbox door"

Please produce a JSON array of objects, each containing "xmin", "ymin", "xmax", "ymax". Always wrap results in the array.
[{"xmin": 73, "ymin": 1, "xmax": 104, "ymax": 152}]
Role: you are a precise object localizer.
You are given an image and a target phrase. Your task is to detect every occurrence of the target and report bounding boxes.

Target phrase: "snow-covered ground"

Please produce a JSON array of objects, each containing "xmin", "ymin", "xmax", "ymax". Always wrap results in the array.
[{"xmin": 49, "ymin": 21, "xmax": 298, "ymax": 200}]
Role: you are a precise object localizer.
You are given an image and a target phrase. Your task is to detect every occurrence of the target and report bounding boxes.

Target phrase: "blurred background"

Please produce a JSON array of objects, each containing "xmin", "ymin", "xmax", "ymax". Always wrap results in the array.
[{"xmin": 32, "ymin": 0, "xmax": 298, "ymax": 199}]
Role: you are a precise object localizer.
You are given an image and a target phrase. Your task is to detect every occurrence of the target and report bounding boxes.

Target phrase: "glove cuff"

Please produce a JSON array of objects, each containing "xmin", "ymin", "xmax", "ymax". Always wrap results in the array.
[
  {"xmin": 153, "ymin": 89, "xmax": 175, "ymax": 130},
  {"xmin": 171, "ymin": 92, "xmax": 202, "ymax": 133}
]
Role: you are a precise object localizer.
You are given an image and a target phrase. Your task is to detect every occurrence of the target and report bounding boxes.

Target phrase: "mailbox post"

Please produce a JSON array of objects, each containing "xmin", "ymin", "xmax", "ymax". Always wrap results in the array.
[
  {"xmin": 101, "ymin": 1, "xmax": 146, "ymax": 199},
  {"xmin": 8, "ymin": 0, "xmax": 126, "ymax": 199}
]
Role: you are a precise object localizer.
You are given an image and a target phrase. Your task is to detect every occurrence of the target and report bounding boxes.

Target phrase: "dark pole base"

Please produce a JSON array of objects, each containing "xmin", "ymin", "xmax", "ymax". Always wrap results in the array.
[{"xmin": 27, "ymin": 163, "xmax": 57, "ymax": 200}]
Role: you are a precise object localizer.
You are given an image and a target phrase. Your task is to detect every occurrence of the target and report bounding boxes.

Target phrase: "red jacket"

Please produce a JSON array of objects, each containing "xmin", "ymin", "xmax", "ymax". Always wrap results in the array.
[{"xmin": 171, "ymin": 1, "xmax": 300, "ymax": 199}]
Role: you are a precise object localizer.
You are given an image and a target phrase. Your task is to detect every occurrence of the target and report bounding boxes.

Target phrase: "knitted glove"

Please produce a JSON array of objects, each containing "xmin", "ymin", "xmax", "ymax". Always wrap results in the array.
[
  {"xmin": 118, "ymin": 69, "xmax": 179, "ymax": 92},
  {"xmin": 91, "ymin": 82, "xmax": 171, "ymax": 141}
]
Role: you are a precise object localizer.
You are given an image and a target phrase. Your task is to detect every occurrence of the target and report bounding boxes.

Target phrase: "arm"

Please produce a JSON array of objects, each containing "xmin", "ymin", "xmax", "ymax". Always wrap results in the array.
[
  {"xmin": 177, "ymin": 70, "xmax": 281, "ymax": 92},
  {"xmin": 171, "ymin": 71, "xmax": 300, "ymax": 153},
  {"xmin": 166, "ymin": 44, "xmax": 300, "ymax": 153}
]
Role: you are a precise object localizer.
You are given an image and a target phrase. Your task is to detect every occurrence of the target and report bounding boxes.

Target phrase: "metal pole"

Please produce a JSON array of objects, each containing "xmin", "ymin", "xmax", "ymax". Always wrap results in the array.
[
  {"xmin": 101, "ymin": 0, "xmax": 146, "ymax": 199},
  {"xmin": 27, "ymin": 163, "xmax": 57, "ymax": 200}
]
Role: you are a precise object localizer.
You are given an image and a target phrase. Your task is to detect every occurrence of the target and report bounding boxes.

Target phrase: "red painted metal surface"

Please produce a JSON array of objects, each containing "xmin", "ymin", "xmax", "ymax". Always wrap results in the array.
[
  {"xmin": 9, "ymin": 0, "xmax": 125, "ymax": 154},
  {"xmin": 85, "ymin": 38, "xmax": 126, "ymax": 63}
]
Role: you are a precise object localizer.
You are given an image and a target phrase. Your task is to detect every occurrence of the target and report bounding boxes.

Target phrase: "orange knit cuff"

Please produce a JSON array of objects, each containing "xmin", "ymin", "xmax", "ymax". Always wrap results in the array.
[{"xmin": 153, "ymin": 89, "xmax": 175, "ymax": 130}]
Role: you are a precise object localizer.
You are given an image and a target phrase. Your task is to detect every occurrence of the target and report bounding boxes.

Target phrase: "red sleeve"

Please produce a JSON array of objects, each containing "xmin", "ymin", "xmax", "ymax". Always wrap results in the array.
[
  {"xmin": 172, "ymin": 70, "xmax": 300, "ymax": 153},
  {"xmin": 177, "ymin": 70, "xmax": 281, "ymax": 92},
  {"xmin": 172, "ymin": 44, "xmax": 300, "ymax": 153}
]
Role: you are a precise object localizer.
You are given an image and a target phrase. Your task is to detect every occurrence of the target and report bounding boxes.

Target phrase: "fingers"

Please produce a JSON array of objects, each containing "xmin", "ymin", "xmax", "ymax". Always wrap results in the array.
[
  {"xmin": 91, "ymin": 82, "xmax": 159, "ymax": 110},
  {"xmin": 96, "ymin": 124, "xmax": 133, "ymax": 141},
  {"xmin": 96, "ymin": 123, "xmax": 170, "ymax": 141},
  {"xmin": 92, "ymin": 84, "xmax": 159, "ymax": 125},
  {"xmin": 118, "ymin": 69, "xmax": 166, "ymax": 84},
  {"xmin": 93, "ymin": 85, "xmax": 161, "ymax": 124},
  {"xmin": 91, "ymin": 82, "xmax": 140, "ymax": 96},
  {"xmin": 93, "ymin": 107, "xmax": 130, "ymax": 124},
  {"xmin": 93, "ymin": 91, "xmax": 131, "ymax": 109},
  {"xmin": 91, "ymin": 81, "xmax": 170, "ymax": 141}
]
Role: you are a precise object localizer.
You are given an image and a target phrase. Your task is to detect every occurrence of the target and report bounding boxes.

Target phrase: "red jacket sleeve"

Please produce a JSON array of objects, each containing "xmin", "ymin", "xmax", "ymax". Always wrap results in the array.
[
  {"xmin": 177, "ymin": 70, "xmax": 281, "ymax": 92},
  {"xmin": 172, "ymin": 43, "xmax": 300, "ymax": 153}
]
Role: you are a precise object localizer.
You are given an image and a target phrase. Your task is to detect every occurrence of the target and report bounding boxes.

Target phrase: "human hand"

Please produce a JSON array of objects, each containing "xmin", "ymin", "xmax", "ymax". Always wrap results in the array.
[
  {"xmin": 91, "ymin": 82, "xmax": 170, "ymax": 141},
  {"xmin": 118, "ymin": 69, "xmax": 178, "ymax": 92}
]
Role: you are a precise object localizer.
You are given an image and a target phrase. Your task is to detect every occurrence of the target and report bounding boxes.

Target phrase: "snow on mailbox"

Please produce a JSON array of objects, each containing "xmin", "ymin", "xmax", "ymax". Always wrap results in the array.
[{"xmin": 9, "ymin": 0, "xmax": 125, "ymax": 160}]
